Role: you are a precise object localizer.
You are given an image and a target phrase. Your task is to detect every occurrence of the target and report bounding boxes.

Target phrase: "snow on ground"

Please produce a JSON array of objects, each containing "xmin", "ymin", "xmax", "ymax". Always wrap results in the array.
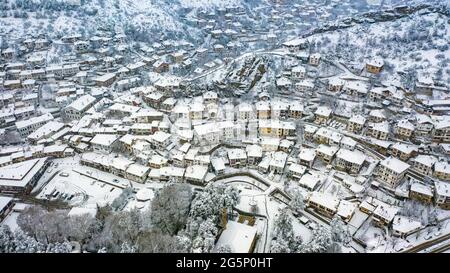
[
  {"xmin": 123, "ymin": 187, "xmax": 155, "ymax": 212},
  {"xmin": 231, "ymin": 182, "xmax": 287, "ymax": 252},
  {"xmin": 361, "ymin": 224, "xmax": 390, "ymax": 252},
  {"xmin": 361, "ymin": 217, "xmax": 450, "ymax": 253},
  {"xmin": 308, "ymin": 11, "xmax": 450, "ymax": 83},
  {"xmin": 32, "ymin": 155, "xmax": 83, "ymax": 194},
  {"xmin": 348, "ymin": 210, "xmax": 370, "ymax": 235},
  {"xmin": 123, "ymin": 199, "xmax": 151, "ymax": 212},
  {"xmin": 291, "ymin": 215, "xmax": 313, "ymax": 243},
  {"xmin": 235, "ymin": 185, "xmax": 274, "ymax": 214},
  {"xmin": 179, "ymin": 0, "xmax": 243, "ymax": 9},
  {"xmin": 36, "ymin": 167, "xmax": 123, "ymax": 208},
  {"xmin": 1, "ymin": 212, "xmax": 21, "ymax": 232}
]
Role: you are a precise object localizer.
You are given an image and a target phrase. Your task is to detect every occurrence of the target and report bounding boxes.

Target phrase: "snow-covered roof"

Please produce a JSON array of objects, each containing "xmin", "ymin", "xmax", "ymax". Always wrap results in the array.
[
  {"xmin": 0, "ymin": 196, "xmax": 13, "ymax": 212},
  {"xmin": 255, "ymin": 101, "xmax": 270, "ymax": 111},
  {"xmin": 434, "ymin": 119, "xmax": 450, "ymax": 130},
  {"xmin": 131, "ymin": 109, "xmax": 163, "ymax": 119},
  {"xmin": 155, "ymin": 75, "xmax": 181, "ymax": 88},
  {"xmin": 136, "ymin": 188, "xmax": 154, "ymax": 202},
  {"xmin": 296, "ymin": 79, "xmax": 314, "ymax": 88},
  {"xmin": 203, "ymin": 91, "xmax": 218, "ymax": 100},
  {"xmin": 215, "ymin": 220, "xmax": 257, "ymax": 253},
  {"xmin": 435, "ymin": 180, "xmax": 450, "ymax": 198},
  {"xmin": 315, "ymin": 106, "xmax": 332, "ymax": 117},
  {"xmin": 369, "ymin": 109, "xmax": 386, "ymax": 119},
  {"xmin": 66, "ymin": 94, "xmax": 96, "ymax": 112},
  {"xmin": 292, "ymin": 65, "xmax": 305, "ymax": 73},
  {"xmin": 131, "ymin": 123, "xmax": 153, "ymax": 131},
  {"xmin": 336, "ymin": 148, "xmax": 366, "ymax": 165},
  {"xmin": 304, "ymin": 124, "xmax": 318, "ymax": 133},
  {"xmin": 391, "ymin": 143, "xmax": 418, "ymax": 154},
  {"xmin": 246, "ymin": 144, "xmax": 263, "ymax": 158},
  {"xmin": 299, "ymin": 148, "xmax": 316, "ymax": 161},
  {"xmin": 413, "ymin": 155, "xmax": 437, "ymax": 168},
  {"xmin": 328, "ymin": 77, "xmax": 344, "ymax": 86},
  {"xmin": 373, "ymin": 204, "xmax": 398, "ymax": 222},
  {"xmin": 238, "ymin": 102, "xmax": 253, "ymax": 112},
  {"xmin": 337, "ymin": 200, "xmax": 357, "ymax": 219},
  {"xmin": 283, "ymin": 38, "xmax": 308, "ymax": 47},
  {"xmin": 0, "ymin": 158, "xmax": 48, "ymax": 188},
  {"xmin": 366, "ymin": 57, "xmax": 384, "ymax": 67},
  {"xmin": 340, "ymin": 136, "xmax": 357, "ymax": 148},
  {"xmin": 397, "ymin": 119, "xmax": 414, "ymax": 131},
  {"xmin": 271, "ymin": 101, "xmax": 289, "ymax": 111},
  {"xmin": 299, "ymin": 173, "xmax": 320, "ymax": 190},
  {"xmin": 28, "ymin": 121, "xmax": 65, "ymax": 140},
  {"xmin": 126, "ymin": 163, "xmax": 150, "ymax": 177},
  {"xmin": 259, "ymin": 119, "xmax": 295, "ymax": 130},
  {"xmin": 179, "ymin": 143, "xmax": 191, "ymax": 153},
  {"xmin": 416, "ymin": 114, "xmax": 433, "ymax": 125},
  {"xmin": 269, "ymin": 151, "xmax": 288, "ymax": 168},
  {"xmin": 190, "ymin": 102, "xmax": 204, "ymax": 112},
  {"xmin": 289, "ymin": 163, "xmax": 307, "ymax": 175},
  {"xmin": 160, "ymin": 166, "xmax": 185, "ymax": 178},
  {"xmin": 211, "ymin": 158, "xmax": 226, "ymax": 171},
  {"xmin": 94, "ymin": 73, "xmax": 116, "ymax": 83},
  {"xmin": 369, "ymin": 122, "xmax": 389, "ymax": 133},
  {"xmin": 184, "ymin": 165, "xmax": 208, "ymax": 181},
  {"xmin": 68, "ymin": 206, "xmax": 97, "ymax": 218},
  {"xmin": 440, "ymin": 144, "xmax": 450, "ymax": 153},
  {"xmin": 317, "ymin": 144, "xmax": 339, "ymax": 157},
  {"xmin": 379, "ymin": 157, "xmax": 410, "ymax": 174},
  {"xmin": 308, "ymin": 191, "xmax": 339, "ymax": 211},
  {"xmin": 173, "ymin": 104, "xmax": 190, "ymax": 114},
  {"xmin": 434, "ymin": 161, "xmax": 450, "ymax": 174},
  {"xmin": 392, "ymin": 215, "xmax": 421, "ymax": 234},
  {"xmin": 228, "ymin": 149, "xmax": 247, "ymax": 160},
  {"xmin": 315, "ymin": 127, "xmax": 343, "ymax": 143},
  {"xmin": 16, "ymin": 113, "xmax": 53, "ymax": 130},
  {"xmin": 276, "ymin": 77, "xmax": 292, "ymax": 87},
  {"xmin": 90, "ymin": 134, "xmax": 119, "ymax": 146},
  {"xmin": 109, "ymin": 103, "xmax": 140, "ymax": 114},
  {"xmin": 119, "ymin": 134, "xmax": 136, "ymax": 145},
  {"xmin": 152, "ymin": 131, "xmax": 171, "ymax": 143},
  {"xmin": 289, "ymin": 101, "xmax": 304, "ymax": 112},
  {"xmin": 345, "ymin": 81, "xmax": 368, "ymax": 93},
  {"xmin": 111, "ymin": 157, "xmax": 133, "ymax": 171},
  {"xmin": 194, "ymin": 121, "xmax": 234, "ymax": 136},
  {"xmin": 410, "ymin": 183, "xmax": 433, "ymax": 197}
]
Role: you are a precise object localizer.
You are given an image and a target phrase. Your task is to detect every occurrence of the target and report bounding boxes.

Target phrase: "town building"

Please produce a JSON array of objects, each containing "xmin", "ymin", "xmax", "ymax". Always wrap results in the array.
[
  {"xmin": 0, "ymin": 158, "xmax": 49, "ymax": 194},
  {"xmin": 335, "ymin": 148, "xmax": 366, "ymax": 174},
  {"xmin": 307, "ymin": 191, "xmax": 339, "ymax": 218},
  {"xmin": 376, "ymin": 157, "xmax": 410, "ymax": 188},
  {"xmin": 412, "ymin": 155, "xmax": 437, "ymax": 176},
  {"xmin": 409, "ymin": 182, "xmax": 434, "ymax": 204},
  {"xmin": 64, "ymin": 94, "xmax": 97, "ymax": 120}
]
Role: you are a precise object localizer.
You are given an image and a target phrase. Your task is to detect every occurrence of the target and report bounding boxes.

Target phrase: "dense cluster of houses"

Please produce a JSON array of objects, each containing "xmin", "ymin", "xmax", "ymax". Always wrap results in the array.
[{"xmin": 0, "ymin": 1, "xmax": 449, "ymax": 253}]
